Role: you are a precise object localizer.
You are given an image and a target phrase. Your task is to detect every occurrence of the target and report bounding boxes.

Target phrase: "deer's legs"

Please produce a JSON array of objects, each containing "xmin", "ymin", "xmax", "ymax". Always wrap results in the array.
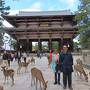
[
  {"xmin": 11, "ymin": 76, "xmax": 14, "ymax": 86},
  {"xmin": 25, "ymin": 67, "xmax": 28, "ymax": 73},
  {"xmin": 31, "ymin": 76, "xmax": 35, "ymax": 86},
  {"xmin": 17, "ymin": 67, "xmax": 21, "ymax": 74},
  {"xmin": 39, "ymin": 81, "xmax": 42, "ymax": 90},
  {"xmin": 4, "ymin": 76, "xmax": 6, "ymax": 84},
  {"xmin": 36, "ymin": 79, "xmax": 38, "ymax": 90},
  {"xmin": 31, "ymin": 76, "xmax": 33, "ymax": 86}
]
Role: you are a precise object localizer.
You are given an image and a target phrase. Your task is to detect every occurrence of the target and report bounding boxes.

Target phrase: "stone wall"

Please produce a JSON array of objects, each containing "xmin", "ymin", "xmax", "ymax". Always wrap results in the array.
[{"xmin": 82, "ymin": 50, "xmax": 90, "ymax": 64}]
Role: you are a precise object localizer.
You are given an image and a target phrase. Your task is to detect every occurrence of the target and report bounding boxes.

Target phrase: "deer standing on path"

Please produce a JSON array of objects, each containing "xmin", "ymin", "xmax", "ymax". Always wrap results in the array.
[
  {"xmin": 74, "ymin": 59, "xmax": 88, "ymax": 82},
  {"xmin": 17, "ymin": 60, "xmax": 30, "ymax": 74},
  {"xmin": 1, "ymin": 66, "xmax": 14, "ymax": 86},
  {"xmin": 31, "ymin": 67, "xmax": 48, "ymax": 90}
]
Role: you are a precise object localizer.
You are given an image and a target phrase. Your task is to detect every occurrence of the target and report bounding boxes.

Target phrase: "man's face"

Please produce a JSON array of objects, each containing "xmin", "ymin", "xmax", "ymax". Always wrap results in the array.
[{"xmin": 63, "ymin": 46, "xmax": 68, "ymax": 53}]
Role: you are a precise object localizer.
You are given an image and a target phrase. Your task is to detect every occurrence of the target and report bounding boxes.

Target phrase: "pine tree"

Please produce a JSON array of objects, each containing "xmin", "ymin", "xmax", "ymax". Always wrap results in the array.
[
  {"xmin": 0, "ymin": 0, "xmax": 10, "ymax": 47},
  {"xmin": 75, "ymin": 0, "xmax": 90, "ymax": 49}
]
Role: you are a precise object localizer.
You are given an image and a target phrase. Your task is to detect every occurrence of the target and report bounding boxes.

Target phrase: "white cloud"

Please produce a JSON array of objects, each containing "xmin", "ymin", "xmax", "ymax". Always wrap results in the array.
[
  {"xmin": 9, "ymin": 2, "xmax": 42, "ymax": 15},
  {"xmin": 59, "ymin": 0, "xmax": 75, "ymax": 9},
  {"xmin": 67, "ymin": 0, "xmax": 75, "ymax": 8}
]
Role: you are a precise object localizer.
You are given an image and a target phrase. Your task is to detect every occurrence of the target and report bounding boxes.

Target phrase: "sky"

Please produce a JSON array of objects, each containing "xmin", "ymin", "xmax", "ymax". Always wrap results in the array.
[{"xmin": 5, "ymin": 0, "xmax": 80, "ymax": 15}]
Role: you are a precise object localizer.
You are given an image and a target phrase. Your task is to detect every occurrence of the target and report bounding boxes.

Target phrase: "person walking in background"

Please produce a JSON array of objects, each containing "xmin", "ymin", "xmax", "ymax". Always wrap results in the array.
[
  {"xmin": 7, "ymin": 52, "xmax": 11, "ymax": 67},
  {"xmin": 60, "ymin": 45, "xmax": 73, "ymax": 90},
  {"xmin": 49, "ymin": 49, "xmax": 61, "ymax": 85},
  {"xmin": 2, "ymin": 51, "xmax": 8, "ymax": 66},
  {"xmin": 17, "ymin": 51, "xmax": 22, "ymax": 64},
  {"xmin": 22, "ymin": 52, "xmax": 27, "ymax": 63}
]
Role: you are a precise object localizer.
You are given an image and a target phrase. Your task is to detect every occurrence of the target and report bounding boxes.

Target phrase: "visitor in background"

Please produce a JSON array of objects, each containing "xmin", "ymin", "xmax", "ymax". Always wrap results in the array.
[
  {"xmin": 7, "ymin": 52, "xmax": 11, "ymax": 67},
  {"xmin": 48, "ymin": 50, "xmax": 53, "ymax": 66},
  {"xmin": 37, "ymin": 50, "xmax": 41, "ymax": 58},
  {"xmin": 60, "ymin": 45, "xmax": 73, "ymax": 90},
  {"xmin": 22, "ymin": 52, "xmax": 27, "ymax": 63}
]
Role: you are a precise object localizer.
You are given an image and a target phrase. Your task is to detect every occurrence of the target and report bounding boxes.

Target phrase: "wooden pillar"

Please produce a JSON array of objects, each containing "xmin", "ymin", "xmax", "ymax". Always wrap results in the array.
[
  {"xmin": 38, "ymin": 39, "xmax": 41, "ymax": 51},
  {"xmin": 61, "ymin": 36, "xmax": 63, "ymax": 49},
  {"xmin": 71, "ymin": 38, "xmax": 73, "ymax": 52},
  {"xmin": 49, "ymin": 38, "xmax": 52, "ymax": 51},
  {"xmin": 16, "ymin": 39, "xmax": 20, "ymax": 51},
  {"xmin": 26, "ymin": 39, "xmax": 29, "ymax": 52},
  {"xmin": 29, "ymin": 40, "xmax": 32, "ymax": 53},
  {"xmin": 59, "ymin": 39, "xmax": 61, "ymax": 52}
]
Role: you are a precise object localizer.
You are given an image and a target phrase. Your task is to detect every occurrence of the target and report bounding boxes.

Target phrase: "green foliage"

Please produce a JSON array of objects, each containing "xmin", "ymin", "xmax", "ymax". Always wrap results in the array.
[
  {"xmin": 0, "ymin": 0, "xmax": 10, "ymax": 47},
  {"xmin": 10, "ymin": 39, "xmax": 17, "ymax": 50},
  {"xmin": 0, "ymin": 17, "xmax": 4, "ymax": 46},
  {"xmin": 0, "ymin": 0, "xmax": 10, "ymax": 14},
  {"xmin": 52, "ymin": 41, "xmax": 59, "ymax": 50},
  {"xmin": 75, "ymin": 0, "xmax": 90, "ymax": 49}
]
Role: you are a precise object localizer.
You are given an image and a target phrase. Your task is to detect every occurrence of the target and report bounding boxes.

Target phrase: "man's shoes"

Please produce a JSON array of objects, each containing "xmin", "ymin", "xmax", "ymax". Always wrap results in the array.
[
  {"xmin": 69, "ymin": 87, "xmax": 73, "ymax": 90},
  {"xmin": 63, "ymin": 86, "xmax": 66, "ymax": 89},
  {"xmin": 54, "ymin": 82, "xmax": 57, "ymax": 85},
  {"xmin": 58, "ymin": 82, "xmax": 60, "ymax": 85}
]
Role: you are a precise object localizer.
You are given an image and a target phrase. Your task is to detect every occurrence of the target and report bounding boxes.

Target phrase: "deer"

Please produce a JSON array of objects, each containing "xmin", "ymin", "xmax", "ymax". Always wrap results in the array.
[
  {"xmin": 17, "ymin": 59, "xmax": 30, "ymax": 74},
  {"xmin": 0, "ymin": 85, "xmax": 3, "ymax": 90},
  {"xmin": 30, "ymin": 57, "xmax": 35, "ymax": 64},
  {"xmin": 31, "ymin": 67, "xmax": 48, "ymax": 90},
  {"xmin": 74, "ymin": 59, "xmax": 88, "ymax": 82},
  {"xmin": 1, "ymin": 66, "xmax": 14, "ymax": 86}
]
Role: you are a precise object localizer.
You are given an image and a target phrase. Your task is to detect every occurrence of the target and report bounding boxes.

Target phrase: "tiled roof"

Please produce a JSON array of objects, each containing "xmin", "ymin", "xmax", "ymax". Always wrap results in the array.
[{"xmin": 17, "ymin": 10, "xmax": 73, "ymax": 16}]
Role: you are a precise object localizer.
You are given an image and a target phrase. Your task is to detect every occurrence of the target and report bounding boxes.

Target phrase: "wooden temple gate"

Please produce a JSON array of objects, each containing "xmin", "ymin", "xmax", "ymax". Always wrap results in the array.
[{"xmin": 3, "ymin": 10, "xmax": 77, "ymax": 52}]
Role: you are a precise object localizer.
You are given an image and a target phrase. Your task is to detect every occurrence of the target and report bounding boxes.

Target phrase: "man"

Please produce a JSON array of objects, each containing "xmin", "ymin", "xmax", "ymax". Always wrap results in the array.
[
  {"xmin": 49, "ymin": 49, "xmax": 61, "ymax": 85},
  {"xmin": 17, "ymin": 51, "xmax": 22, "ymax": 64},
  {"xmin": 60, "ymin": 45, "xmax": 73, "ymax": 90}
]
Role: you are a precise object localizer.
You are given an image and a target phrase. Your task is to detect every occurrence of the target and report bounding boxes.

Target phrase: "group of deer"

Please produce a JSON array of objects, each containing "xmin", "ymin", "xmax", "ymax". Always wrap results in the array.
[
  {"xmin": 74, "ymin": 58, "xmax": 88, "ymax": 82},
  {"xmin": 0, "ymin": 57, "xmax": 35, "ymax": 89},
  {"xmin": 17, "ymin": 57, "xmax": 35, "ymax": 74}
]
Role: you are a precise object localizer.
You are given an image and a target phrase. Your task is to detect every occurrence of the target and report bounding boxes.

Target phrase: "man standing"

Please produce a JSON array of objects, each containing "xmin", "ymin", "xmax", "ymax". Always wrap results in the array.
[{"xmin": 60, "ymin": 45, "xmax": 73, "ymax": 90}]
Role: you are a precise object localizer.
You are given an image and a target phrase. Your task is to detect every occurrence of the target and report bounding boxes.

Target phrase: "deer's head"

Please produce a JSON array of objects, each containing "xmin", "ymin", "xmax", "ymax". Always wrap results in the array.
[
  {"xmin": 1, "ymin": 66, "xmax": 7, "ymax": 71},
  {"xmin": 44, "ymin": 81, "xmax": 48, "ymax": 90}
]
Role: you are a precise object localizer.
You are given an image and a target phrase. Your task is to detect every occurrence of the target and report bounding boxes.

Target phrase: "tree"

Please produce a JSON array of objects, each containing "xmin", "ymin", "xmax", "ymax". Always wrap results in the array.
[
  {"xmin": 0, "ymin": 0, "xmax": 10, "ymax": 14},
  {"xmin": 75, "ymin": 0, "xmax": 90, "ymax": 49},
  {"xmin": 0, "ymin": 0, "xmax": 10, "ymax": 47},
  {"xmin": 10, "ymin": 39, "xmax": 17, "ymax": 50}
]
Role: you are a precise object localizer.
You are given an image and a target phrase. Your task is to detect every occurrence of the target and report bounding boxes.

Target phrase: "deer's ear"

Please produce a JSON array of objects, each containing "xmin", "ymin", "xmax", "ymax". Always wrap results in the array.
[
  {"xmin": 89, "ymin": 72, "xmax": 90, "ymax": 75},
  {"xmin": 46, "ymin": 81, "xmax": 48, "ymax": 84},
  {"xmin": 1, "ymin": 66, "xmax": 6, "ymax": 68}
]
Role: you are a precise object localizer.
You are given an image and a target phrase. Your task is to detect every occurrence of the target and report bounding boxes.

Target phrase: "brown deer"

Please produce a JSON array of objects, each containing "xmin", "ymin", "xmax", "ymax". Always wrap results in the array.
[
  {"xmin": 17, "ymin": 60, "xmax": 30, "ymax": 74},
  {"xmin": 74, "ymin": 64, "xmax": 88, "ymax": 82},
  {"xmin": 1, "ymin": 66, "xmax": 14, "ymax": 86},
  {"xmin": 31, "ymin": 67, "xmax": 48, "ymax": 90},
  {"xmin": 0, "ymin": 85, "xmax": 3, "ymax": 90}
]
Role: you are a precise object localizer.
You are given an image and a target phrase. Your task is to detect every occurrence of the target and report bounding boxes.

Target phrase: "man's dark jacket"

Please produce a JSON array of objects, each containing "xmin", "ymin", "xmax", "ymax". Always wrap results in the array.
[{"xmin": 60, "ymin": 52, "xmax": 73, "ymax": 73}]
